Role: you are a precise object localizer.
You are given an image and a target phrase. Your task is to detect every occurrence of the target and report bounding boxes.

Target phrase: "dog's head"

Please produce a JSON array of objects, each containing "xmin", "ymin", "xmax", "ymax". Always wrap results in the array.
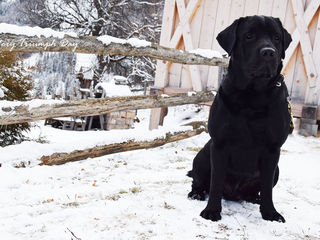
[{"xmin": 217, "ymin": 16, "xmax": 292, "ymax": 91}]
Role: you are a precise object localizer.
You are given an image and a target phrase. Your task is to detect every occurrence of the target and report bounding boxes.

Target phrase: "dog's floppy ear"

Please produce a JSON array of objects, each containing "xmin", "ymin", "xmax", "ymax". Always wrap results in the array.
[
  {"xmin": 216, "ymin": 18, "xmax": 241, "ymax": 55},
  {"xmin": 275, "ymin": 18, "xmax": 292, "ymax": 59}
]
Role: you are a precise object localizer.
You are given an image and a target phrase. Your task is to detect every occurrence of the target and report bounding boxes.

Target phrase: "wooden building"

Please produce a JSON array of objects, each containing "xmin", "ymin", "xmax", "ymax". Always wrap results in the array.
[
  {"xmin": 150, "ymin": 0, "xmax": 320, "ymax": 136},
  {"xmin": 77, "ymin": 67, "xmax": 94, "ymax": 99}
]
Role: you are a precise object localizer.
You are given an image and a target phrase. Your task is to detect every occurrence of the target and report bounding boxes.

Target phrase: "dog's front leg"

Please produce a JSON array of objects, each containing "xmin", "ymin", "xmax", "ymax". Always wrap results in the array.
[
  {"xmin": 200, "ymin": 142, "xmax": 227, "ymax": 221},
  {"xmin": 259, "ymin": 148, "xmax": 285, "ymax": 222}
]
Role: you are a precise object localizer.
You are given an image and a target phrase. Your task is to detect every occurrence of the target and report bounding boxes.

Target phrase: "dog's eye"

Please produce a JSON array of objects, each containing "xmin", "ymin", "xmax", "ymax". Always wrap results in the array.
[
  {"xmin": 274, "ymin": 35, "xmax": 280, "ymax": 41},
  {"xmin": 245, "ymin": 33, "xmax": 253, "ymax": 40}
]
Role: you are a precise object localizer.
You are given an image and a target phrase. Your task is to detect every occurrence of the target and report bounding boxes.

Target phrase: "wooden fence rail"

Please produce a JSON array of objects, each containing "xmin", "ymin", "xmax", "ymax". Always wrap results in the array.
[
  {"xmin": 0, "ymin": 33, "xmax": 228, "ymax": 67},
  {"xmin": 40, "ymin": 121, "xmax": 207, "ymax": 166},
  {"xmin": 0, "ymin": 91, "xmax": 215, "ymax": 125}
]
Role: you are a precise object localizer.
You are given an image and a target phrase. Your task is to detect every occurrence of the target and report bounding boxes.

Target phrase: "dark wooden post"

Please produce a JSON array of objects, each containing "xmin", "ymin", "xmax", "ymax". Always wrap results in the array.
[{"xmin": 298, "ymin": 105, "xmax": 319, "ymax": 136}]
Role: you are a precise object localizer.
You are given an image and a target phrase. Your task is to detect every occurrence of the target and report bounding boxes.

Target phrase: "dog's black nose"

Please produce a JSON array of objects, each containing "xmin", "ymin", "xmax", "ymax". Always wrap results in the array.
[{"xmin": 260, "ymin": 47, "xmax": 276, "ymax": 60}]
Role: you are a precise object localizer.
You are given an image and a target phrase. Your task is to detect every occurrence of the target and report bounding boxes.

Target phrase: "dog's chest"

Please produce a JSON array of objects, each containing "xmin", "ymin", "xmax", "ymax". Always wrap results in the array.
[
  {"xmin": 209, "ymin": 86, "xmax": 290, "ymax": 147},
  {"xmin": 235, "ymin": 100, "xmax": 289, "ymax": 146},
  {"xmin": 243, "ymin": 108, "xmax": 268, "ymax": 137},
  {"xmin": 225, "ymin": 92, "xmax": 287, "ymax": 142}
]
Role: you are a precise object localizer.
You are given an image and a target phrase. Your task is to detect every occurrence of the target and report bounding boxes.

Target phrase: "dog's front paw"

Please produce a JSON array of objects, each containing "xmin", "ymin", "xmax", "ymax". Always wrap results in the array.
[
  {"xmin": 260, "ymin": 208, "xmax": 285, "ymax": 223},
  {"xmin": 188, "ymin": 190, "xmax": 206, "ymax": 201},
  {"xmin": 200, "ymin": 208, "xmax": 221, "ymax": 221}
]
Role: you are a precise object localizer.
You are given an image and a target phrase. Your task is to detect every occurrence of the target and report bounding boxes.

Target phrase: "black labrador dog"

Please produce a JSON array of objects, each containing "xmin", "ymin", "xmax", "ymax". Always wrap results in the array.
[{"xmin": 187, "ymin": 16, "xmax": 292, "ymax": 222}]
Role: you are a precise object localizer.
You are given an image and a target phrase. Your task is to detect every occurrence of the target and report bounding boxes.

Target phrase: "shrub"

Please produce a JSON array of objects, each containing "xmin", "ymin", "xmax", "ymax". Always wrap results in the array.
[{"xmin": 0, "ymin": 52, "xmax": 33, "ymax": 147}]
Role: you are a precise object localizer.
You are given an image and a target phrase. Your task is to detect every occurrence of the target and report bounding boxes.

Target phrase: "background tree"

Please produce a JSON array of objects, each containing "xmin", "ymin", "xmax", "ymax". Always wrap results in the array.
[
  {"xmin": 31, "ymin": 52, "xmax": 78, "ymax": 99},
  {"xmin": 18, "ymin": 0, "xmax": 164, "ymax": 90},
  {"xmin": 0, "ymin": 52, "xmax": 33, "ymax": 147}
]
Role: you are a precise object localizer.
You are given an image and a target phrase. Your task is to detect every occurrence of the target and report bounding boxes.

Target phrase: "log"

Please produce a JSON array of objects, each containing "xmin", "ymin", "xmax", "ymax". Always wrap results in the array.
[
  {"xmin": 40, "ymin": 121, "xmax": 208, "ymax": 166},
  {"xmin": 0, "ymin": 91, "xmax": 215, "ymax": 125},
  {"xmin": 0, "ymin": 33, "xmax": 229, "ymax": 67}
]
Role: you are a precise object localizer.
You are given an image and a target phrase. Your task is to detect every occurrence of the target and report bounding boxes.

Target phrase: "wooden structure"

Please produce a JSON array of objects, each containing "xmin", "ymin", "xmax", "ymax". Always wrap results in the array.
[
  {"xmin": 77, "ymin": 67, "xmax": 94, "ymax": 99},
  {"xmin": 45, "ymin": 80, "xmax": 136, "ymax": 131},
  {"xmin": 46, "ymin": 110, "xmax": 135, "ymax": 132},
  {"xmin": 45, "ymin": 117, "xmax": 87, "ymax": 131},
  {"xmin": 150, "ymin": 0, "xmax": 320, "ymax": 136}
]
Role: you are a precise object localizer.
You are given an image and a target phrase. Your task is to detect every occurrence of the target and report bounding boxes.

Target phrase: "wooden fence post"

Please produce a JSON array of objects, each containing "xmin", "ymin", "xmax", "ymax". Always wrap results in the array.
[{"xmin": 298, "ymin": 106, "xmax": 319, "ymax": 136}]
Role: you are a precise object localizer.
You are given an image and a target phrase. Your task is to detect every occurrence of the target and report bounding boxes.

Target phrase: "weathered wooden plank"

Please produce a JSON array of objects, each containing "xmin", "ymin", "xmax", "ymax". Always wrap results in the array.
[
  {"xmin": 199, "ymin": 0, "xmax": 219, "ymax": 50},
  {"xmin": 272, "ymin": 0, "xmax": 289, "ymax": 22},
  {"xmin": 168, "ymin": 0, "xmax": 203, "ymax": 92},
  {"xmin": 258, "ymin": 0, "xmax": 274, "ymax": 16},
  {"xmin": 176, "ymin": 0, "xmax": 203, "ymax": 91},
  {"xmin": 154, "ymin": 0, "xmax": 177, "ymax": 88},
  {"xmin": 290, "ymin": 48, "xmax": 309, "ymax": 103},
  {"xmin": 167, "ymin": 3, "xmax": 184, "ymax": 89},
  {"xmin": 305, "ymin": 5, "xmax": 320, "ymax": 105},
  {"xmin": 40, "ymin": 121, "xmax": 208, "ymax": 166},
  {"xmin": 0, "ymin": 91, "xmax": 216, "ymax": 125},
  {"xmin": 207, "ymin": 0, "xmax": 232, "ymax": 90},
  {"xmin": 282, "ymin": 0, "xmax": 299, "ymax": 95},
  {"xmin": 183, "ymin": 0, "xmax": 205, "ymax": 90},
  {"xmin": 229, "ymin": 0, "xmax": 246, "ymax": 21},
  {"xmin": 243, "ymin": 0, "xmax": 260, "ymax": 16},
  {"xmin": 169, "ymin": 0, "xmax": 202, "ymax": 49},
  {"xmin": 150, "ymin": 0, "xmax": 177, "ymax": 130},
  {"xmin": 283, "ymin": 46, "xmax": 298, "ymax": 96},
  {"xmin": 163, "ymin": 87, "xmax": 193, "ymax": 94},
  {"xmin": 283, "ymin": 0, "xmax": 320, "ymax": 70},
  {"xmin": 198, "ymin": 0, "xmax": 219, "ymax": 89},
  {"xmin": 308, "ymin": 7, "xmax": 319, "ymax": 47},
  {"xmin": 291, "ymin": 0, "xmax": 318, "ymax": 87},
  {"xmin": 313, "ymin": 7, "xmax": 320, "ymax": 103},
  {"xmin": 282, "ymin": 0, "xmax": 298, "ymax": 74}
]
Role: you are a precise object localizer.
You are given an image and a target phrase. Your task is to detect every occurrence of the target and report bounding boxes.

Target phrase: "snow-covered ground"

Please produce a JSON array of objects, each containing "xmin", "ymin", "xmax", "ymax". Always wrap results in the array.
[{"xmin": 0, "ymin": 105, "xmax": 320, "ymax": 240}]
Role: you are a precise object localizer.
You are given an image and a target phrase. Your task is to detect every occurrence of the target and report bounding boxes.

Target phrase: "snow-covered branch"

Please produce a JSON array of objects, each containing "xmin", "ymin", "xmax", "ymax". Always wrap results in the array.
[{"xmin": 0, "ymin": 24, "xmax": 228, "ymax": 67}]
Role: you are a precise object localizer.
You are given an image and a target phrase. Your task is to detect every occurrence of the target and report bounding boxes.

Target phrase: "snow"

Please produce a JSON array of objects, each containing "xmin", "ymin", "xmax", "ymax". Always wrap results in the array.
[
  {"xmin": 126, "ymin": 38, "xmax": 151, "ymax": 48},
  {"xmin": 96, "ymin": 35, "xmax": 126, "ymax": 45},
  {"xmin": 0, "ymin": 105, "xmax": 320, "ymax": 239},
  {"xmin": 27, "ymin": 99, "xmax": 65, "ymax": 110},
  {"xmin": 79, "ymin": 88, "xmax": 91, "ymax": 93},
  {"xmin": 189, "ymin": 48, "xmax": 223, "ymax": 59},
  {"xmin": 0, "ymin": 87, "xmax": 4, "ymax": 98},
  {"xmin": 187, "ymin": 91, "xmax": 197, "ymax": 97},
  {"xmin": 0, "ymin": 23, "xmax": 77, "ymax": 38},
  {"xmin": 97, "ymin": 35, "xmax": 151, "ymax": 48},
  {"xmin": 95, "ymin": 79, "xmax": 132, "ymax": 97},
  {"xmin": 75, "ymin": 54, "xmax": 97, "ymax": 72},
  {"xmin": 0, "ymin": 99, "xmax": 64, "ymax": 116}
]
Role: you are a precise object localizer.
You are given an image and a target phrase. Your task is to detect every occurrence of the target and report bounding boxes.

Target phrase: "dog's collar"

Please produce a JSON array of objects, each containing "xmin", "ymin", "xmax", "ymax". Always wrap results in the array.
[{"xmin": 273, "ymin": 74, "xmax": 284, "ymax": 89}]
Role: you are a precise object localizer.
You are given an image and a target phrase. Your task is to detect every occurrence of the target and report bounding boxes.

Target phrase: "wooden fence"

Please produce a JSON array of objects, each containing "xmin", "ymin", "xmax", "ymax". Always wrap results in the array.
[
  {"xmin": 0, "ymin": 28, "xmax": 222, "ymax": 125},
  {"xmin": 0, "ymin": 91, "xmax": 215, "ymax": 125}
]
